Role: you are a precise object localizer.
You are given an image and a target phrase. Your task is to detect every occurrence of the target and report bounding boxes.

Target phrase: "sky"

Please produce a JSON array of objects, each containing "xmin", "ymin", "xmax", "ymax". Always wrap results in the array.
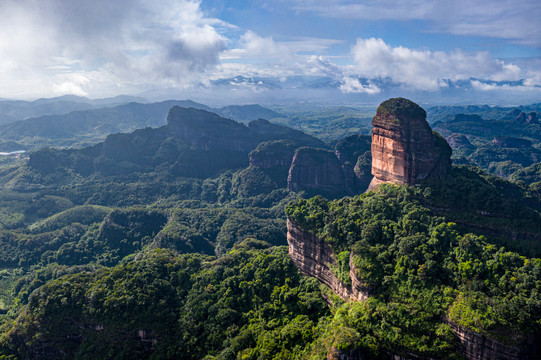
[{"xmin": 0, "ymin": 0, "xmax": 540, "ymax": 104}]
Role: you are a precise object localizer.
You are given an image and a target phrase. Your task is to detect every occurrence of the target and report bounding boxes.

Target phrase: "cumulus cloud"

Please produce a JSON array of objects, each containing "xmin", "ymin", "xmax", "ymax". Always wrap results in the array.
[
  {"xmin": 339, "ymin": 77, "xmax": 381, "ymax": 94},
  {"xmin": 222, "ymin": 31, "xmax": 342, "ymax": 61},
  {"xmin": 306, "ymin": 56, "xmax": 380, "ymax": 94},
  {"xmin": 0, "ymin": 0, "xmax": 227, "ymax": 98},
  {"xmin": 350, "ymin": 37, "xmax": 523, "ymax": 90},
  {"xmin": 289, "ymin": 0, "xmax": 541, "ymax": 47}
]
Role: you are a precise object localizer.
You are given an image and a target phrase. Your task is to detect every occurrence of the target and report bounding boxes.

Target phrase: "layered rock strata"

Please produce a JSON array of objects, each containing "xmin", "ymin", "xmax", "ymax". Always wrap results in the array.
[
  {"xmin": 287, "ymin": 217, "xmax": 539, "ymax": 359},
  {"xmin": 369, "ymin": 98, "xmax": 451, "ymax": 190},
  {"xmin": 446, "ymin": 321, "xmax": 539, "ymax": 360},
  {"xmin": 286, "ymin": 219, "xmax": 369, "ymax": 302}
]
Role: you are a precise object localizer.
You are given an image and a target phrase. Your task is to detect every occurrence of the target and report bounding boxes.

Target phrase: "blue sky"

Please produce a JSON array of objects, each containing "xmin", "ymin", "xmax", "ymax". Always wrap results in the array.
[{"xmin": 0, "ymin": 0, "xmax": 539, "ymax": 103}]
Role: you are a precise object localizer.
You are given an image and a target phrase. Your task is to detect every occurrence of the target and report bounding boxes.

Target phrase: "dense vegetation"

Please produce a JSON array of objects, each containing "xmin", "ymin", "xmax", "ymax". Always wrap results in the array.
[
  {"xmin": 0, "ymin": 246, "xmax": 330, "ymax": 359},
  {"xmin": 286, "ymin": 183, "xmax": 541, "ymax": 358},
  {"xmin": 0, "ymin": 100, "xmax": 540, "ymax": 359},
  {"xmin": 429, "ymin": 105, "xmax": 541, "ymax": 188}
]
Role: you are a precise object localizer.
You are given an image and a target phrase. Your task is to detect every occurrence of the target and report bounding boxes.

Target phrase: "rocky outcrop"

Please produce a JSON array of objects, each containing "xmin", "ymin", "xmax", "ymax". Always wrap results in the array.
[
  {"xmin": 249, "ymin": 140, "xmax": 300, "ymax": 187},
  {"xmin": 286, "ymin": 219, "xmax": 369, "ymax": 302},
  {"xmin": 335, "ymin": 135, "xmax": 372, "ymax": 193},
  {"xmin": 514, "ymin": 112, "xmax": 527, "ymax": 123},
  {"xmin": 27, "ymin": 106, "xmax": 324, "ymax": 179},
  {"xmin": 249, "ymin": 140, "xmax": 299, "ymax": 169},
  {"xmin": 446, "ymin": 321, "xmax": 539, "ymax": 360},
  {"xmin": 287, "ymin": 148, "xmax": 348, "ymax": 197},
  {"xmin": 369, "ymin": 98, "xmax": 452, "ymax": 190},
  {"xmin": 286, "ymin": 135, "xmax": 373, "ymax": 197},
  {"xmin": 527, "ymin": 112, "xmax": 538, "ymax": 124},
  {"xmin": 287, "ymin": 215, "xmax": 540, "ymax": 360}
]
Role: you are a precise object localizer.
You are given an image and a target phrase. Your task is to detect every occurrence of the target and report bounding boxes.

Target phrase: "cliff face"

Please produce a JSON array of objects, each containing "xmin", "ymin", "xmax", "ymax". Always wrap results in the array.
[
  {"xmin": 249, "ymin": 140, "xmax": 298, "ymax": 169},
  {"xmin": 447, "ymin": 321, "xmax": 539, "ymax": 360},
  {"xmin": 27, "ymin": 106, "xmax": 324, "ymax": 180},
  {"xmin": 286, "ymin": 219, "xmax": 369, "ymax": 302},
  {"xmin": 335, "ymin": 135, "xmax": 372, "ymax": 193},
  {"xmin": 287, "ymin": 217, "xmax": 539, "ymax": 360},
  {"xmin": 369, "ymin": 98, "xmax": 451, "ymax": 190},
  {"xmin": 287, "ymin": 148, "xmax": 348, "ymax": 197}
]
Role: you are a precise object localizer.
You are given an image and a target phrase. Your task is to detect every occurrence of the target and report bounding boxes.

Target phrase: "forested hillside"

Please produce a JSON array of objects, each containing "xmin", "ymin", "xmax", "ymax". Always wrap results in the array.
[{"xmin": 0, "ymin": 101, "xmax": 539, "ymax": 359}]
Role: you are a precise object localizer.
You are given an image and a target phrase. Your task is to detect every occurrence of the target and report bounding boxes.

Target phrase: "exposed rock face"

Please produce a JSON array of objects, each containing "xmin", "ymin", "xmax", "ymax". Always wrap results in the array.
[
  {"xmin": 527, "ymin": 112, "xmax": 538, "ymax": 124},
  {"xmin": 446, "ymin": 321, "xmax": 539, "ymax": 360},
  {"xmin": 287, "ymin": 148, "xmax": 347, "ymax": 197},
  {"xmin": 514, "ymin": 112, "xmax": 527, "ymax": 123},
  {"xmin": 249, "ymin": 140, "xmax": 299, "ymax": 187},
  {"xmin": 27, "ymin": 106, "xmax": 324, "ymax": 179},
  {"xmin": 369, "ymin": 98, "xmax": 451, "ymax": 190},
  {"xmin": 286, "ymin": 135, "xmax": 373, "ymax": 197},
  {"xmin": 335, "ymin": 135, "xmax": 372, "ymax": 193},
  {"xmin": 286, "ymin": 219, "xmax": 369, "ymax": 302},
  {"xmin": 287, "ymin": 216, "xmax": 540, "ymax": 360}
]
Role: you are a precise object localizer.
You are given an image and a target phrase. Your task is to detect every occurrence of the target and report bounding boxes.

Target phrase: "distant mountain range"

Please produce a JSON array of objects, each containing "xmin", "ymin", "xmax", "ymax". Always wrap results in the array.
[
  {"xmin": 0, "ymin": 95, "xmax": 147, "ymax": 126},
  {"xmin": 0, "ymin": 99, "xmax": 285, "ymax": 151}
]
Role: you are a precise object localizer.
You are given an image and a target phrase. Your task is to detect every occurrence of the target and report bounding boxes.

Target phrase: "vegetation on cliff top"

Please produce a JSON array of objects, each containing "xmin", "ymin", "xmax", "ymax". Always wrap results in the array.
[
  {"xmin": 0, "ymin": 99, "xmax": 540, "ymax": 359},
  {"xmin": 286, "ymin": 179, "xmax": 541, "ymax": 357},
  {"xmin": 377, "ymin": 97, "xmax": 427, "ymax": 120}
]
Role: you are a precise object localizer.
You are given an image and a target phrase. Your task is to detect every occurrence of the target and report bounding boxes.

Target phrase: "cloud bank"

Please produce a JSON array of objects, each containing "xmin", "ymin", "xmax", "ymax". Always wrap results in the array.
[
  {"xmin": 0, "ymin": 0, "xmax": 227, "ymax": 98},
  {"xmin": 0, "ymin": 0, "xmax": 538, "ymax": 103},
  {"xmin": 350, "ymin": 37, "xmax": 525, "ymax": 90}
]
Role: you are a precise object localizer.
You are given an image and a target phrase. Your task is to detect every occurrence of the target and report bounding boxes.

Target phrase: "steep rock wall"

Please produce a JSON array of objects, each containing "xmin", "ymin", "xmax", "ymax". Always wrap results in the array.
[
  {"xmin": 286, "ymin": 217, "xmax": 539, "ymax": 360},
  {"xmin": 286, "ymin": 219, "xmax": 368, "ymax": 302},
  {"xmin": 287, "ymin": 148, "xmax": 348, "ymax": 197},
  {"xmin": 369, "ymin": 98, "xmax": 451, "ymax": 190},
  {"xmin": 446, "ymin": 321, "xmax": 539, "ymax": 360}
]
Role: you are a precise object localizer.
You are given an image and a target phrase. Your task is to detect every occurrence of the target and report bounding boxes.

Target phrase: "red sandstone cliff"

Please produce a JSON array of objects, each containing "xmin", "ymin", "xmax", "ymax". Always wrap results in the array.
[
  {"xmin": 368, "ymin": 98, "xmax": 451, "ymax": 190},
  {"xmin": 286, "ymin": 219, "xmax": 369, "ymax": 302}
]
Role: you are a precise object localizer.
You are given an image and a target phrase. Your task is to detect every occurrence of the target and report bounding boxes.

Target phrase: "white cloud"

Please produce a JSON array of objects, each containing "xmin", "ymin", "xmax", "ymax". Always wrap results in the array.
[
  {"xmin": 339, "ymin": 77, "xmax": 380, "ymax": 94},
  {"xmin": 52, "ymin": 74, "xmax": 91, "ymax": 97},
  {"xmin": 0, "ymin": 0, "xmax": 227, "ymax": 98},
  {"xmin": 350, "ymin": 37, "xmax": 524, "ymax": 90},
  {"xmin": 222, "ymin": 31, "xmax": 342, "ymax": 61},
  {"xmin": 306, "ymin": 55, "xmax": 381, "ymax": 94}
]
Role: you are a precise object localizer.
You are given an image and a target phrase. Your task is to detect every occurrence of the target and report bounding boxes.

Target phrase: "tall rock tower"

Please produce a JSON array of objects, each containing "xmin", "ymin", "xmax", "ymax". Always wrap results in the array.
[{"xmin": 368, "ymin": 98, "xmax": 451, "ymax": 190}]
